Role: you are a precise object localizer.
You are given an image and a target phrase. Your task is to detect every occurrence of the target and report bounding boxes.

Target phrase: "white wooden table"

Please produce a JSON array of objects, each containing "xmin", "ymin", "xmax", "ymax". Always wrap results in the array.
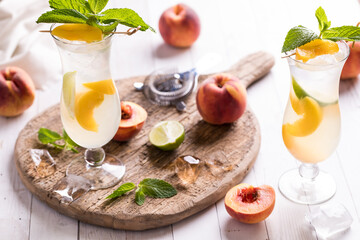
[{"xmin": 1, "ymin": 0, "xmax": 360, "ymax": 239}]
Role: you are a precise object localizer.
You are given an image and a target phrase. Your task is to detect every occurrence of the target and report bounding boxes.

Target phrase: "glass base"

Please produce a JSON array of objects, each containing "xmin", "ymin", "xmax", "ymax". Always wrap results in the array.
[
  {"xmin": 66, "ymin": 154, "xmax": 125, "ymax": 190},
  {"xmin": 278, "ymin": 168, "xmax": 336, "ymax": 204}
]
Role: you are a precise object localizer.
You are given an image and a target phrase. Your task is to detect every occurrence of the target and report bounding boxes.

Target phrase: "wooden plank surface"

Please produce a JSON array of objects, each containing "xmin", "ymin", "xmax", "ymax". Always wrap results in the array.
[
  {"xmin": 13, "ymin": 52, "xmax": 273, "ymax": 230},
  {"xmin": 1, "ymin": 0, "xmax": 360, "ymax": 239}
]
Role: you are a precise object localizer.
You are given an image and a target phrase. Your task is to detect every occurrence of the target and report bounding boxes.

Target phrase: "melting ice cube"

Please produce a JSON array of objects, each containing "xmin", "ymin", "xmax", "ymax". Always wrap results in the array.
[
  {"xmin": 306, "ymin": 203, "xmax": 353, "ymax": 239},
  {"xmin": 29, "ymin": 149, "xmax": 56, "ymax": 178},
  {"xmin": 174, "ymin": 155, "xmax": 201, "ymax": 184},
  {"xmin": 52, "ymin": 174, "xmax": 92, "ymax": 204}
]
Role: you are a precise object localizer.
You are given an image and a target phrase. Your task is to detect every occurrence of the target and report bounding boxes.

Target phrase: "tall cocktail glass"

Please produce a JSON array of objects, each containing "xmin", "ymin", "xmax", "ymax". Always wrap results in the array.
[
  {"xmin": 279, "ymin": 41, "xmax": 349, "ymax": 204},
  {"xmin": 51, "ymin": 24, "xmax": 124, "ymax": 190}
]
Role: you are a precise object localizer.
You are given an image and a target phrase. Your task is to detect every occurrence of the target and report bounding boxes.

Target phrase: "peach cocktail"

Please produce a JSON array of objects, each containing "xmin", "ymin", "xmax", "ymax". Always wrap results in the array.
[
  {"xmin": 52, "ymin": 23, "xmax": 124, "ymax": 190},
  {"xmin": 279, "ymin": 39, "xmax": 349, "ymax": 204}
]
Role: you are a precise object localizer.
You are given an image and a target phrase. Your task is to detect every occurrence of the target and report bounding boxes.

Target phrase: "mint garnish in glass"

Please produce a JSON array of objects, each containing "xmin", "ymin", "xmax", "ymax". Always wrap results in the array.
[
  {"xmin": 37, "ymin": 0, "xmax": 154, "ymax": 34},
  {"xmin": 282, "ymin": 6, "xmax": 360, "ymax": 53}
]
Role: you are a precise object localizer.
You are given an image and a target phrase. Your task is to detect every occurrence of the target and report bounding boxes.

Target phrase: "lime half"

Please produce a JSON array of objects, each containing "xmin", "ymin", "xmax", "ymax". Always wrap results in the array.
[
  {"xmin": 149, "ymin": 121, "xmax": 185, "ymax": 151},
  {"xmin": 62, "ymin": 71, "xmax": 76, "ymax": 118}
]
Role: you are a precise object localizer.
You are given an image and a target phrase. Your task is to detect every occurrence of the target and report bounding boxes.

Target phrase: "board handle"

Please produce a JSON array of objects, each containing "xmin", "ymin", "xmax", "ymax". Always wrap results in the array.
[{"xmin": 199, "ymin": 51, "xmax": 275, "ymax": 89}]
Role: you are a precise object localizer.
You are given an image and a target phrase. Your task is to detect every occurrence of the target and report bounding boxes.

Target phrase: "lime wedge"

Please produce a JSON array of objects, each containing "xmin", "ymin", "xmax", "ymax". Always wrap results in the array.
[
  {"xmin": 292, "ymin": 76, "xmax": 337, "ymax": 106},
  {"xmin": 62, "ymin": 71, "xmax": 76, "ymax": 118},
  {"xmin": 149, "ymin": 121, "xmax": 185, "ymax": 151}
]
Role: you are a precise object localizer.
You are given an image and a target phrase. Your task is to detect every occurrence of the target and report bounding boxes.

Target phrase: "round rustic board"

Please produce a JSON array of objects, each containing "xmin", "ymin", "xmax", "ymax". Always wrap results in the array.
[{"xmin": 14, "ymin": 52, "xmax": 274, "ymax": 230}]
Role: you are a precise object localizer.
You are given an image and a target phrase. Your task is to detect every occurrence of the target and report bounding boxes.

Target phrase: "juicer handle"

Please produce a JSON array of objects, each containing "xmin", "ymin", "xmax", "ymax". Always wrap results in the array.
[{"xmin": 199, "ymin": 51, "xmax": 275, "ymax": 89}]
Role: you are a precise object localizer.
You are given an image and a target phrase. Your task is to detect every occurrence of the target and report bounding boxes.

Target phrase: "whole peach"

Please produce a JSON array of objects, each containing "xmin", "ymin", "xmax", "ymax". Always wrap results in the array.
[
  {"xmin": 159, "ymin": 3, "xmax": 200, "ymax": 48},
  {"xmin": 196, "ymin": 74, "xmax": 247, "ymax": 125},
  {"xmin": 341, "ymin": 41, "xmax": 360, "ymax": 80},
  {"xmin": 0, "ymin": 66, "xmax": 35, "ymax": 117}
]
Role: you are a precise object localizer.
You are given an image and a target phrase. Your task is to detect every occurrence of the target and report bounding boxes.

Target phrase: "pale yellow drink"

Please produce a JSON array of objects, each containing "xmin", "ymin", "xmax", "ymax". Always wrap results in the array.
[{"xmin": 282, "ymin": 41, "xmax": 347, "ymax": 164}]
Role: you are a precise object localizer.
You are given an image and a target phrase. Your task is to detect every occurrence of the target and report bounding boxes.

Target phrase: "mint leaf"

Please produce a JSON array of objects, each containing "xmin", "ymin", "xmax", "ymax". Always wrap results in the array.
[
  {"xmin": 49, "ymin": 0, "xmax": 92, "ymax": 14},
  {"xmin": 322, "ymin": 26, "xmax": 360, "ymax": 41},
  {"xmin": 63, "ymin": 130, "xmax": 79, "ymax": 153},
  {"xmin": 99, "ymin": 8, "xmax": 155, "ymax": 32},
  {"xmin": 315, "ymin": 6, "xmax": 331, "ymax": 33},
  {"xmin": 139, "ymin": 178, "xmax": 177, "ymax": 198},
  {"xmin": 86, "ymin": 16, "xmax": 118, "ymax": 32},
  {"xmin": 135, "ymin": 187, "xmax": 146, "ymax": 206},
  {"xmin": 38, "ymin": 128, "xmax": 62, "ymax": 144},
  {"xmin": 282, "ymin": 25, "xmax": 319, "ymax": 53},
  {"xmin": 106, "ymin": 182, "xmax": 136, "ymax": 199},
  {"xmin": 89, "ymin": 0, "xmax": 108, "ymax": 14},
  {"xmin": 37, "ymin": 9, "xmax": 88, "ymax": 23},
  {"xmin": 38, "ymin": 128, "xmax": 64, "ymax": 150}
]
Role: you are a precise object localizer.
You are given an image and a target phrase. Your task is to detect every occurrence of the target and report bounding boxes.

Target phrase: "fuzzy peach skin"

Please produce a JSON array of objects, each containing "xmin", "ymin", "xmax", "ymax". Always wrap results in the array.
[
  {"xmin": 196, "ymin": 74, "xmax": 247, "ymax": 125},
  {"xmin": 341, "ymin": 42, "xmax": 360, "ymax": 80},
  {"xmin": 0, "ymin": 66, "xmax": 35, "ymax": 117},
  {"xmin": 159, "ymin": 3, "xmax": 200, "ymax": 48},
  {"xmin": 225, "ymin": 183, "xmax": 276, "ymax": 224},
  {"xmin": 113, "ymin": 101, "xmax": 147, "ymax": 142}
]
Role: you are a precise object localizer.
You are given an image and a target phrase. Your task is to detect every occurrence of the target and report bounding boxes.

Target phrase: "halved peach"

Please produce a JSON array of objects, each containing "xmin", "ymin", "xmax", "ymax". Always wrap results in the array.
[
  {"xmin": 113, "ymin": 101, "xmax": 147, "ymax": 142},
  {"xmin": 225, "ymin": 183, "xmax": 275, "ymax": 224}
]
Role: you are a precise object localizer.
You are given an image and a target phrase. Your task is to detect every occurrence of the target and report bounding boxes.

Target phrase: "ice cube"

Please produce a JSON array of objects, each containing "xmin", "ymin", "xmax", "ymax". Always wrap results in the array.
[
  {"xmin": 334, "ymin": 41, "xmax": 348, "ymax": 62},
  {"xmin": 29, "ymin": 149, "xmax": 56, "ymax": 178},
  {"xmin": 307, "ymin": 54, "xmax": 338, "ymax": 65},
  {"xmin": 174, "ymin": 155, "xmax": 201, "ymax": 184},
  {"xmin": 52, "ymin": 174, "xmax": 92, "ymax": 204},
  {"xmin": 306, "ymin": 202, "xmax": 353, "ymax": 239}
]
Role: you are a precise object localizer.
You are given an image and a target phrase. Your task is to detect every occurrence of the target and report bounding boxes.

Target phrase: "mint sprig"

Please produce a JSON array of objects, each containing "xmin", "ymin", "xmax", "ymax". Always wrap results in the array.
[
  {"xmin": 37, "ymin": 0, "xmax": 154, "ymax": 33},
  {"xmin": 38, "ymin": 128, "xmax": 79, "ymax": 153},
  {"xmin": 282, "ymin": 6, "xmax": 360, "ymax": 53},
  {"xmin": 105, "ymin": 178, "xmax": 177, "ymax": 206}
]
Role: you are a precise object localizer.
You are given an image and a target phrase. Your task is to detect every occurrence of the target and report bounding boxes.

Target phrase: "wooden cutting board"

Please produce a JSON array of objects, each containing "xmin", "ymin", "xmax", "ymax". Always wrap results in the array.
[{"xmin": 14, "ymin": 51, "xmax": 274, "ymax": 230}]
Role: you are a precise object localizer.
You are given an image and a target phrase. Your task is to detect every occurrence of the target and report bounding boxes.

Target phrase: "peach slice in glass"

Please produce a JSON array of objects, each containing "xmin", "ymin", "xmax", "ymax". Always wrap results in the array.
[
  {"xmin": 75, "ymin": 90, "xmax": 104, "ymax": 132},
  {"xmin": 52, "ymin": 24, "xmax": 103, "ymax": 43},
  {"xmin": 82, "ymin": 79, "xmax": 116, "ymax": 95},
  {"xmin": 283, "ymin": 89, "xmax": 323, "ymax": 138},
  {"xmin": 296, "ymin": 39, "xmax": 339, "ymax": 63}
]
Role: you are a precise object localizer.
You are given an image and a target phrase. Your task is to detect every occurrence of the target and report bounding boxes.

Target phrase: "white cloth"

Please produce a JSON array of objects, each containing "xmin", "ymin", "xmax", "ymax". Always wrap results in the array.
[{"xmin": 0, "ymin": 0, "xmax": 62, "ymax": 89}]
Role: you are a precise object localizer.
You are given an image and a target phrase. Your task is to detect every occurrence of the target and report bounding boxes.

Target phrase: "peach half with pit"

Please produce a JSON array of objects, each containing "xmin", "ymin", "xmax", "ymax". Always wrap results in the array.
[
  {"xmin": 225, "ymin": 183, "xmax": 275, "ymax": 224},
  {"xmin": 113, "ymin": 101, "xmax": 147, "ymax": 142}
]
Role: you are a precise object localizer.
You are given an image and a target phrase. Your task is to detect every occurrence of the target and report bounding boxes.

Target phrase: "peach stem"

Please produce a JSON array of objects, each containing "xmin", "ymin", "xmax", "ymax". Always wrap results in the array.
[{"xmin": 174, "ymin": 4, "xmax": 184, "ymax": 15}]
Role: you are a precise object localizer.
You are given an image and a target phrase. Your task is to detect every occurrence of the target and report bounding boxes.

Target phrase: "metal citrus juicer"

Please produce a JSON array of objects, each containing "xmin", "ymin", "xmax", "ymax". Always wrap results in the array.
[{"xmin": 133, "ymin": 53, "xmax": 222, "ymax": 111}]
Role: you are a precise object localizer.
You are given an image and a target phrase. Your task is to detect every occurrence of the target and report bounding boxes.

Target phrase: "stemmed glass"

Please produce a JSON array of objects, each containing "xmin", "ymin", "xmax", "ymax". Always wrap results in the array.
[
  {"xmin": 51, "ymin": 24, "xmax": 125, "ymax": 190},
  {"xmin": 279, "ymin": 41, "xmax": 349, "ymax": 204}
]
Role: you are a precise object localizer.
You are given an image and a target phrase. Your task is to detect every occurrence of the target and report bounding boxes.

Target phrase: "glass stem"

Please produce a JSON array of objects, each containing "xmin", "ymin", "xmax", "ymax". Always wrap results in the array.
[
  {"xmin": 84, "ymin": 148, "xmax": 105, "ymax": 167},
  {"xmin": 299, "ymin": 163, "xmax": 319, "ymax": 181}
]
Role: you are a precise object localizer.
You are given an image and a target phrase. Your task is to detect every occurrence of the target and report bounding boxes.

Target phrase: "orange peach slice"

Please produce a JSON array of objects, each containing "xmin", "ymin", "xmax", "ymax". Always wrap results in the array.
[
  {"xmin": 225, "ymin": 183, "xmax": 275, "ymax": 224},
  {"xmin": 296, "ymin": 39, "xmax": 339, "ymax": 63},
  {"xmin": 82, "ymin": 79, "xmax": 116, "ymax": 95},
  {"xmin": 52, "ymin": 24, "xmax": 103, "ymax": 43},
  {"xmin": 75, "ymin": 90, "xmax": 104, "ymax": 132}
]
